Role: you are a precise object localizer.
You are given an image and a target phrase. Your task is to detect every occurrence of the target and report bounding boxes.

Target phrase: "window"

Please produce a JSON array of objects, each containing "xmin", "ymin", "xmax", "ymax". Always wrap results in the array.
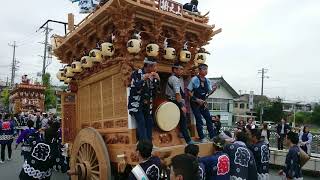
[
  {"xmin": 234, "ymin": 103, "xmax": 238, "ymax": 108},
  {"xmin": 240, "ymin": 103, "xmax": 245, "ymax": 109},
  {"xmin": 247, "ymin": 103, "xmax": 249, "ymax": 109},
  {"xmin": 207, "ymin": 98, "xmax": 229, "ymax": 112}
]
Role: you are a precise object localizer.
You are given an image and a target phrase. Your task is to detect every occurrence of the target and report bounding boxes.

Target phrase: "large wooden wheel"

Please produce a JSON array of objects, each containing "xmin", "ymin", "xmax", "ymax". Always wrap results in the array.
[{"xmin": 69, "ymin": 128, "xmax": 111, "ymax": 180}]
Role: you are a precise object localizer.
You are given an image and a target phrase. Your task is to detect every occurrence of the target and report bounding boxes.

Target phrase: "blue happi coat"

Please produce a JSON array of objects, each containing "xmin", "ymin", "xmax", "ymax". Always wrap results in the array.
[
  {"xmin": 199, "ymin": 151, "xmax": 230, "ymax": 180},
  {"xmin": 223, "ymin": 141, "xmax": 258, "ymax": 180},
  {"xmin": 128, "ymin": 68, "xmax": 159, "ymax": 115},
  {"xmin": 283, "ymin": 145, "xmax": 303, "ymax": 179},
  {"xmin": 129, "ymin": 156, "xmax": 161, "ymax": 180},
  {"xmin": 0, "ymin": 120, "xmax": 15, "ymax": 144},
  {"xmin": 249, "ymin": 141, "xmax": 270, "ymax": 180}
]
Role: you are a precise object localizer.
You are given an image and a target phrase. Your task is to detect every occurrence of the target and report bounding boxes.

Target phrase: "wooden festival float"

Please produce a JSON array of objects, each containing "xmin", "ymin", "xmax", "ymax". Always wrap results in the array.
[
  {"xmin": 52, "ymin": 0, "xmax": 221, "ymax": 179},
  {"xmin": 9, "ymin": 75, "xmax": 45, "ymax": 114}
]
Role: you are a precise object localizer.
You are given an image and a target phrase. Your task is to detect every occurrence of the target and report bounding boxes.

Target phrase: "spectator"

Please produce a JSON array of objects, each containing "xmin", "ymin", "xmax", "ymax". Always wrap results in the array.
[
  {"xmin": 213, "ymin": 115, "xmax": 222, "ymax": 134},
  {"xmin": 237, "ymin": 120, "xmax": 245, "ymax": 131},
  {"xmin": 41, "ymin": 113, "xmax": 49, "ymax": 129},
  {"xmin": 276, "ymin": 118, "xmax": 290, "ymax": 150},
  {"xmin": 246, "ymin": 118, "xmax": 255, "ymax": 130},
  {"xmin": 129, "ymin": 140, "xmax": 161, "ymax": 180},
  {"xmin": 261, "ymin": 123, "xmax": 270, "ymax": 146},
  {"xmin": 170, "ymin": 154, "xmax": 199, "ymax": 180},
  {"xmin": 299, "ymin": 126, "xmax": 312, "ymax": 155},
  {"xmin": 0, "ymin": 114, "xmax": 15, "ymax": 163},
  {"xmin": 199, "ymin": 137, "xmax": 230, "ymax": 180},
  {"xmin": 279, "ymin": 131, "xmax": 303, "ymax": 179},
  {"xmin": 185, "ymin": 144, "xmax": 205, "ymax": 180}
]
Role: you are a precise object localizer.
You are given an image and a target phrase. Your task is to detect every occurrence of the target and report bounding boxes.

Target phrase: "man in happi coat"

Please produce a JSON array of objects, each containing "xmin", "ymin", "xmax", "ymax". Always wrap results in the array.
[
  {"xmin": 248, "ymin": 129, "xmax": 270, "ymax": 180},
  {"xmin": 223, "ymin": 131, "xmax": 258, "ymax": 180},
  {"xmin": 199, "ymin": 137, "xmax": 230, "ymax": 180},
  {"xmin": 129, "ymin": 140, "xmax": 161, "ymax": 180},
  {"xmin": 128, "ymin": 56, "xmax": 160, "ymax": 141}
]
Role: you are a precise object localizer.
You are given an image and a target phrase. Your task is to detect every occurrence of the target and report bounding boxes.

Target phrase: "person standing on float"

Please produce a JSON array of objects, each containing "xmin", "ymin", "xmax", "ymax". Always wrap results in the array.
[
  {"xmin": 128, "ymin": 56, "xmax": 160, "ymax": 141},
  {"xmin": 187, "ymin": 64, "xmax": 216, "ymax": 142},
  {"xmin": 166, "ymin": 63, "xmax": 194, "ymax": 145}
]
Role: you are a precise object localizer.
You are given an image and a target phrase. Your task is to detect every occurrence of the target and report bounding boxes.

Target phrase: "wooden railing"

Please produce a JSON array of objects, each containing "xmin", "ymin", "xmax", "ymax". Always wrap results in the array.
[{"xmin": 57, "ymin": 0, "xmax": 209, "ymax": 44}]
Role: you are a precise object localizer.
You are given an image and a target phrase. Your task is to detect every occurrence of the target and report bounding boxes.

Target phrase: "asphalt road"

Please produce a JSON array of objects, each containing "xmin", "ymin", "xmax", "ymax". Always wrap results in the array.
[{"xmin": 0, "ymin": 145, "xmax": 318, "ymax": 180}]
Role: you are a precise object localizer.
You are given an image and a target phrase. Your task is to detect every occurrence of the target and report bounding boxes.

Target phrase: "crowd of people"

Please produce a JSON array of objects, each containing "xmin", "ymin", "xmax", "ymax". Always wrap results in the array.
[
  {"xmin": 128, "ymin": 126, "xmax": 307, "ymax": 180},
  {"xmin": 0, "ymin": 111, "xmax": 67, "ymax": 180}
]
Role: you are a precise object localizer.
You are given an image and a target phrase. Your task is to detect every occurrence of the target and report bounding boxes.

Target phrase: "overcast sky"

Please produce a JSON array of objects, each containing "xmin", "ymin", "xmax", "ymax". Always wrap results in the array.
[{"xmin": 0, "ymin": 0, "xmax": 319, "ymax": 102}]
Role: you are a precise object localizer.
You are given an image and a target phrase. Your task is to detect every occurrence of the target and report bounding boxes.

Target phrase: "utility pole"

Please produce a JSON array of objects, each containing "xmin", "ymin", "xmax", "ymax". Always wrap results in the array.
[
  {"xmin": 40, "ymin": 23, "xmax": 52, "ymax": 79},
  {"xmin": 6, "ymin": 76, "xmax": 9, "ymax": 87},
  {"xmin": 38, "ymin": 19, "xmax": 69, "ymax": 81},
  {"xmin": 258, "ymin": 68, "xmax": 269, "ymax": 123},
  {"xmin": 8, "ymin": 41, "xmax": 18, "ymax": 87}
]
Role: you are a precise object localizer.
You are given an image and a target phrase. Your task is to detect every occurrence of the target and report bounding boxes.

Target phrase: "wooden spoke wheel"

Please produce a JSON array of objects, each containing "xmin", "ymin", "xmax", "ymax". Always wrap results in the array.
[{"xmin": 69, "ymin": 128, "xmax": 111, "ymax": 180}]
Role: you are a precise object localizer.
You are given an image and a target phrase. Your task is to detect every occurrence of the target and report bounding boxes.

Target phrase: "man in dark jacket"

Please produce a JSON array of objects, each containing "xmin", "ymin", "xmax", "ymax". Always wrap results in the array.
[{"xmin": 276, "ymin": 118, "xmax": 291, "ymax": 150}]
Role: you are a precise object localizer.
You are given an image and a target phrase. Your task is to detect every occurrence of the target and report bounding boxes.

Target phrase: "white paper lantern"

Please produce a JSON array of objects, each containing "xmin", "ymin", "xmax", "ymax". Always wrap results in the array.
[
  {"xmin": 64, "ymin": 65, "xmax": 75, "ymax": 78},
  {"xmin": 81, "ymin": 56, "xmax": 93, "ymax": 68},
  {"xmin": 146, "ymin": 44, "xmax": 159, "ymax": 57},
  {"xmin": 180, "ymin": 50, "xmax": 192, "ymax": 62},
  {"xmin": 163, "ymin": 47, "xmax": 176, "ymax": 60},
  {"xmin": 56, "ymin": 69, "xmax": 67, "ymax": 81},
  {"xmin": 71, "ymin": 60, "xmax": 83, "ymax": 73},
  {"xmin": 64, "ymin": 78, "xmax": 72, "ymax": 84},
  {"xmin": 101, "ymin": 42, "xmax": 115, "ymax": 57},
  {"xmin": 127, "ymin": 39, "xmax": 142, "ymax": 54},
  {"xmin": 194, "ymin": 53, "xmax": 207, "ymax": 64},
  {"xmin": 89, "ymin": 49, "xmax": 103, "ymax": 63}
]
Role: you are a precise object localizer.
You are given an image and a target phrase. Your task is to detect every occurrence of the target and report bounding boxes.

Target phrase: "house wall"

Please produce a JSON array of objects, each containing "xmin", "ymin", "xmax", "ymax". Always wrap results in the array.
[{"xmin": 207, "ymin": 85, "xmax": 234, "ymax": 126}]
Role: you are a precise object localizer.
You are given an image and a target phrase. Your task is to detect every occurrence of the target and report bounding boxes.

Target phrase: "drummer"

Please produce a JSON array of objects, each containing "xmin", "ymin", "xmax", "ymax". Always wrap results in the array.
[
  {"xmin": 187, "ymin": 63, "xmax": 216, "ymax": 142},
  {"xmin": 128, "ymin": 56, "xmax": 160, "ymax": 141},
  {"xmin": 165, "ymin": 62, "xmax": 194, "ymax": 145}
]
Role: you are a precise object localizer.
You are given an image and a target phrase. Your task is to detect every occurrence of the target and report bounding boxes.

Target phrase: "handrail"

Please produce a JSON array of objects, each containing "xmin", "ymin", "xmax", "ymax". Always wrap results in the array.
[{"xmin": 63, "ymin": 0, "xmax": 209, "ymax": 39}]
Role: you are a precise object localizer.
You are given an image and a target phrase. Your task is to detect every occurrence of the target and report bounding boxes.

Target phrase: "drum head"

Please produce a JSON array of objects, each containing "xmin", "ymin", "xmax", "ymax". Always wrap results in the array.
[{"xmin": 155, "ymin": 102, "xmax": 180, "ymax": 131}]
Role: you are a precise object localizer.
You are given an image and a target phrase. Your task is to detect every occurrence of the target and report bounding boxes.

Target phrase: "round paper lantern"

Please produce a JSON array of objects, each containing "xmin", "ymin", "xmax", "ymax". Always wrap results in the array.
[
  {"xmin": 180, "ymin": 50, "xmax": 192, "ymax": 62},
  {"xmin": 101, "ymin": 42, "xmax": 115, "ymax": 57},
  {"xmin": 146, "ymin": 44, "xmax": 159, "ymax": 57},
  {"xmin": 71, "ymin": 60, "xmax": 83, "ymax": 73},
  {"xmin": 194, "ymin": 52, "xmax": 207, "ymax": 64},
  {"xmin": 89, "ymin": 49, "xmax": 103, "ymax": 63},
  {"xmin": 81, "ymin": 56, "xmax": 93, "ymax": 68},
  {"xmin": 127, "ymin": 39, "xmax": 142, "ymax": 54},
  {"xmin": 64, "ymin": 65, "xmax": 74, "ymax": 78},
  {"xmin": 56, "ymin": 69, "xmax": 66, "ymax": 81},
  {"xmin": 163, "ymin": 47, "xmax": 176, "ymax": 60},
  {"xmin": 64, "ymin": 78, "xmax": 72, "ymax": 84}
]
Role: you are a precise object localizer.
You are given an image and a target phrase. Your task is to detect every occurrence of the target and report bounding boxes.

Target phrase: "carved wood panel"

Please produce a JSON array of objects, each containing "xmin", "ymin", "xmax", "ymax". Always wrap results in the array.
[
  {"xmin": 78, "ymin": 86, "xmax": 90, "ymax": 123},
  {"xmin": 112, "ymin": 73, "xmax": 127, "ymax": 117},
  {"xmin": 90, "ymin": 81, "xmax": 102, "ymax": 121},
  {"xmin": 63, "ymin": 103, "xmax": 76, "ymax": 143},
  {"xmin": 102, "ymin": 77, "xmax": 113, "ymax": 118}
]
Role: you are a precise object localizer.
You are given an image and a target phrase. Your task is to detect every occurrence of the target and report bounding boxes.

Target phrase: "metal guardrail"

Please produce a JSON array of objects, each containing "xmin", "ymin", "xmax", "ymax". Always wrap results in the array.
[{"xmin": 219, "ymin": 126, "xmax": 320, "ymax": 154}]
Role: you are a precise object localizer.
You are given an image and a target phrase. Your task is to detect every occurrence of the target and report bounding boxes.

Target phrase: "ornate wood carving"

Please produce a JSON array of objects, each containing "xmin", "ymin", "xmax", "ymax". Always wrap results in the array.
[
  {"xmin": 115, "ymin": 119, "xmax": 128, "ymax": 128},
  {"xmin": 103, "ymin": 133, "xmax": 130, "ymax": 144},
  {"xmin": 63, "ymin": 103, "xmax": 77, "ymax": 143},
  {"xmin": 104, "ymin": 120, "xmax": 114, "ymax": 128},
  {"xmin": 92, "ymin": 122, "xmax": 102, "ymax": 129}
]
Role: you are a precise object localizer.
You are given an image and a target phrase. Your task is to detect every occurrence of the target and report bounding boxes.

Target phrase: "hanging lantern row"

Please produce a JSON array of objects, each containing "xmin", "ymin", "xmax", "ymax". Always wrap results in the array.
[{"xmin": 56, "ymin": 33, "xmax": 210, "ymax": 84}]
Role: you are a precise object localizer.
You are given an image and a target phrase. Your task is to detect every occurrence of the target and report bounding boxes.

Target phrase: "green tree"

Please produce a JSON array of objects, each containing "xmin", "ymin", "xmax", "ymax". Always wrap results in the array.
[
  {"xmin": 1, "ymin": 87, "xmax": 10, "ymax": 112},
  {"xmin": 290, "ymin": 111, "xmax": 312, "ymax": 125},
  {"xmin": 42, "ymin": 73, "xmax": 57, "ymax": 111},
  {"xmin": 262, "ymin": 97, "xmax": 284, "ymax": 122},
  {"xmin": 311, "ymin": 105, "xmax": 320, "ymax": 126}
]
